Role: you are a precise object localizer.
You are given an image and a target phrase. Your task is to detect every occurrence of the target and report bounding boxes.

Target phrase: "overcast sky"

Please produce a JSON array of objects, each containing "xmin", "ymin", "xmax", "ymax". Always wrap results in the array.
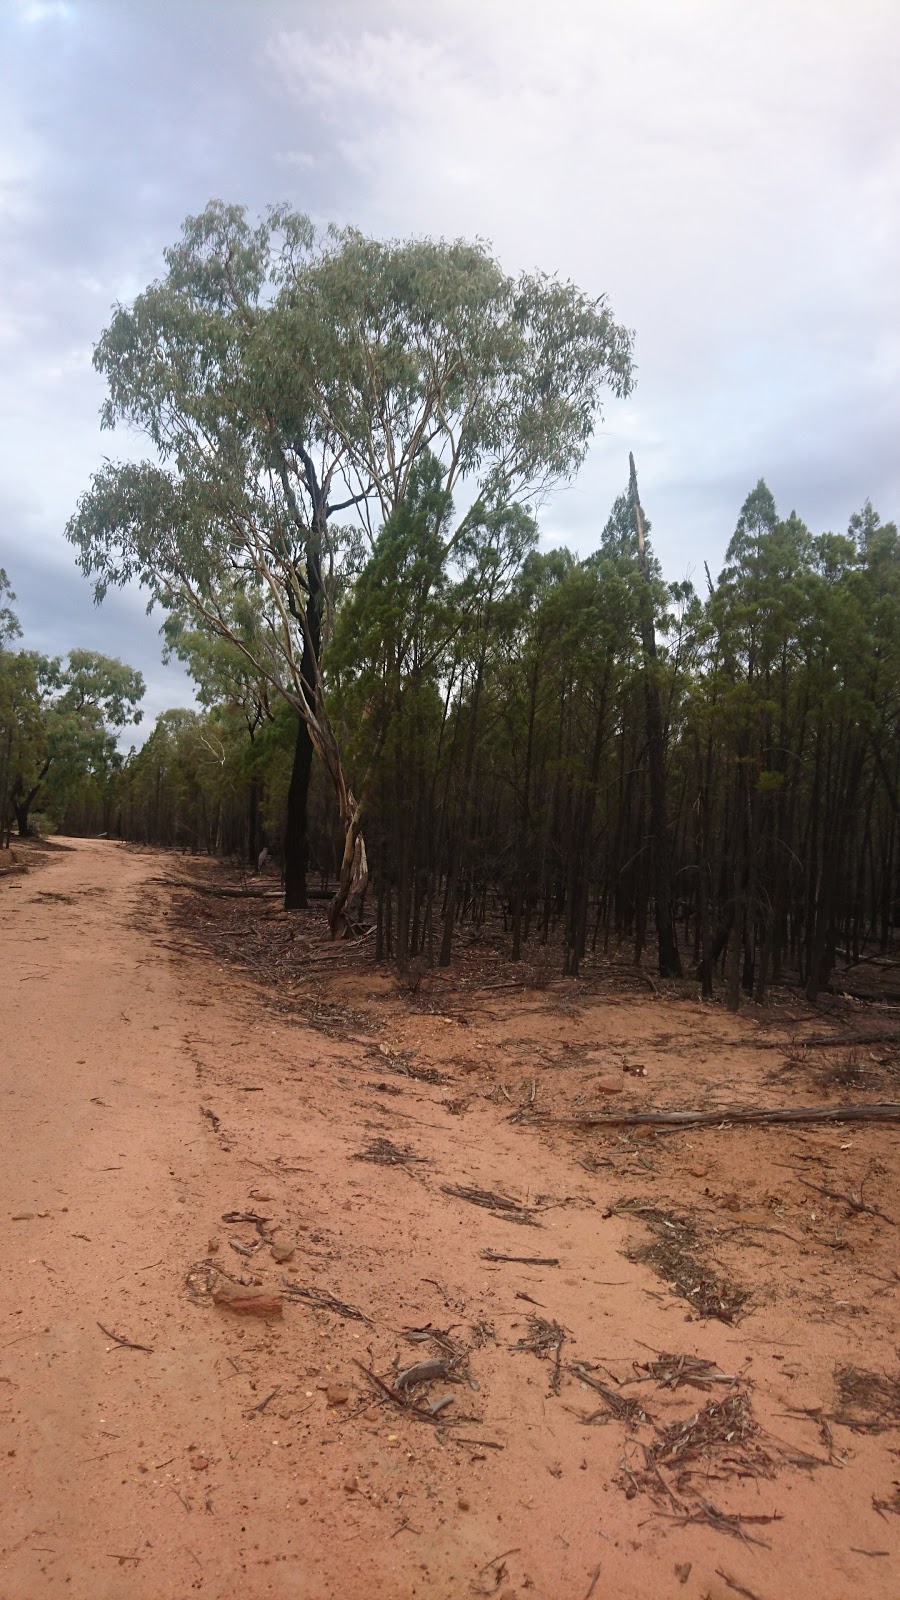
[{"xmin": 1, "ymin": 0, "xmax": 898, "ymax": 736}]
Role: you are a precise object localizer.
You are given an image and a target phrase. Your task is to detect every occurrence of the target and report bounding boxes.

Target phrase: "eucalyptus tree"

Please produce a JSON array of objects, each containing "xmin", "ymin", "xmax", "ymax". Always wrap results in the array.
[
  {"xmin": 67, "ymin": 200, "xmax": 634, "ymax": 935},
  {"xmin": 0, "ymin": 570, "xmax": 19, "ymax": 649},
  {"xmin": 5, "ymin": 650, "xmax": 144, "ymax": 837}
]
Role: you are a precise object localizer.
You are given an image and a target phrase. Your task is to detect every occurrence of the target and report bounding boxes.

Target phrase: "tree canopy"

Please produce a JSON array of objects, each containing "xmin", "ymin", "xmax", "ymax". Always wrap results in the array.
[
  {"xmin": 1, "ymin": 635, "xmax": 144, "ymax": 842},
  {"xmin": 66, "ymin": 201, "xmax": 635, "ymax": 925}
]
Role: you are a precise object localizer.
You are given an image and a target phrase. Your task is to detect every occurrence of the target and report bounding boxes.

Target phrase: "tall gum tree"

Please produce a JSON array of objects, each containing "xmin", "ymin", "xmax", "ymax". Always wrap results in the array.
[{"xmin": 67, "ymin": 201, "xmax": 634, "ymax": 935}]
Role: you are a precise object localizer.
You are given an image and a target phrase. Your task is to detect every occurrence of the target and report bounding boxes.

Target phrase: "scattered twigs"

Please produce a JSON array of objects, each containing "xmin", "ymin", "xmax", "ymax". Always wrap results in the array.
[
  {"xmin": 221, "ymin": 1210, "xmax": 272, "ymax": 1250},
  {"xmin": 97, "ymin": 1322, "xmax": 153, "ymax": 1353},
  {"xmin": 553, "ymin": 1102, "xmax": 900, "ymax": 1129},
  {"xmin": 481, "ymin": 1250, "xmax": 560, "ymax": 1266},
  {"xmin": 470, "ymin": 1546, "xmax": 521, "ymax": 1594},
  {"xmin": 354, "ymin": 1137, "xmax": 428, "ymax": 1166},
  {"xmin": 650, "ymin": 1392, "xmax": 771, "ymax": 1477},
  {"xmin": 715, "ymin": 1570, "xmax": 761, "ymax": 1600},
  {"xmin": 798, "ymin": 1178, "xmax": 895, "ymax": 1226},
  {"xmin": 253, "ymin": 1388, "xmax": 280, "ymax": 1414},
  {"xmin": 570, "ymin": 1363, "xmax": 652, "ymax": 1425},
  {"xmin": 665, "ymin": 1498, "xmax": 781, "ymax": 1547},
  {"xmin": 353, "ymin": 1359, "xmax": 471, "ymax": 1426},
  {"xmin": 510, "ymin": 1316, "xmax": 566, "ymax": 1393},
  {"xmin": 627, "ymin": 1351, "xmax": 737, "ymax": 1391},
  {"xmin": 442, "ymin": 1184, "xmax": 540, "ymax": 1225},
  {"xmin": 281, "ymin": 1281, "xmax": 371, "ymax": 1324},
  {"xmin": 832, "ymin": 1365, "xmax": 900, "ymax": 1431},
  {"xmin": 607, "ymin": 1200, "xmax": 749, "ymax": 1323}
]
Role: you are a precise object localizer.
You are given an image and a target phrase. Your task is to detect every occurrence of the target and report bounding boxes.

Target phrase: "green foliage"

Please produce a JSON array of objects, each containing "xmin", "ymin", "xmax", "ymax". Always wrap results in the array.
[
  {"xmin": 0, "ymin": 569, "xmax": 21, "ymax": 647},
  {"xmin": 66, "ymin": 200, "xmax": 635, "ymax": 850},
  {"xmin": 0, "ymin": 632, "xmax": 144, "ymax": 836}
]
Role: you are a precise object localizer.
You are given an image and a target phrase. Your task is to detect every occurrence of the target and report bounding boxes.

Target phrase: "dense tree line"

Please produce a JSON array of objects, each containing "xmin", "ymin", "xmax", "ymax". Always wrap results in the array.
[
  {"xmin": 0, "ymin": 569, "xmax": 144, "ymax": 845},
  {"xmin": 57, "ymin": 469, "xmax": 900, "ymax": 1010},
  {"xmin": 7, "ymin": 200, "xmax": 896, "ymax": 1010}
]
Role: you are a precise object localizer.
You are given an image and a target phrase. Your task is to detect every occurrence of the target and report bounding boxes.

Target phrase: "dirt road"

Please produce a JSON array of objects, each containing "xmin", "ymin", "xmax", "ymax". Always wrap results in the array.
[{"xmin": 1, "ymin": 841, "xmax": 898, "ymax": 1599}]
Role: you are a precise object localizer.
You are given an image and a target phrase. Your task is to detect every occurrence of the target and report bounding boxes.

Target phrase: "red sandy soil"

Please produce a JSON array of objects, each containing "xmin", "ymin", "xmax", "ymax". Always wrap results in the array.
[{"xmin": 1, "ymin": 838, "xmax": 899, "ymax": 1600}]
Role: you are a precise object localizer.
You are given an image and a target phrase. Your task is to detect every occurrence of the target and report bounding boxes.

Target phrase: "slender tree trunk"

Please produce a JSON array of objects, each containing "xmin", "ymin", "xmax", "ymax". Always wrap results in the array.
[
  {"xmin": 439, "ymin": 658, "xmax": 485, "ymax": 967},
  {"xmin": 630, "ymin": 454, "xmax": 682, "ymax": 977},
  {"xmin": 511, "ymin": 657, "xmax": 539, "ymax": 961},
  {"xmin": 725, "ymin": 770, "xmax": 747, "ymax": 1012},
  {"xmin": 247, "ymin": 777, "xmax": 261, "ymax": 869},
  {"xmin": 284, "ymin": 715, "xmax": 313, "ymax": 909}
]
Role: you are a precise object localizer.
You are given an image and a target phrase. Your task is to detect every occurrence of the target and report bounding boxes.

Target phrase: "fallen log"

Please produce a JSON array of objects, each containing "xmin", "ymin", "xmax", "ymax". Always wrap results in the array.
[
  {"xmin": 752, "ymin": 1031, "xmax": 900, "ymax": 1050},
  {"xmin": 826, "ymin": 984, "xmax": 900, "ymax": 1006},
  {"xmin": 154, "ymin": 876, "xmax": 332, "ymax": 901},
  {"xmin": 542, "ymin": 1102, "xmax": 900, "ymax": 1131}
]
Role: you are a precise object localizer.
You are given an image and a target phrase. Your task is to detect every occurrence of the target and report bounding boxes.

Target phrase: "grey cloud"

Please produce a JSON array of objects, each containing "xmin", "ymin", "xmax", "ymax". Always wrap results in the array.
[{"xmin": 1, "ymin": 0, "xmax": 897, "ymax": 744}]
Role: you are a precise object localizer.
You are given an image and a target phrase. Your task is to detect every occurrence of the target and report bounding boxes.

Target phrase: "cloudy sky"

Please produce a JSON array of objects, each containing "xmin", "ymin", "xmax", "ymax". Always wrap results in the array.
[{"xmin": 1, "ymin": 0, "xmax": 898, "ymax": 734}]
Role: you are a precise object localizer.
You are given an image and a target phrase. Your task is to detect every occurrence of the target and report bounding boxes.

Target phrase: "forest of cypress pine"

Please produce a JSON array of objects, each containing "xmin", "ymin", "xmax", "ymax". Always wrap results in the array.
[
  {"xmin": 4, "ymin": 206, "xmax": 898, "ymax": 1012},
  {"xmin": 49, "ymin": 466, "xmax": 900, "ymax": 1011}
]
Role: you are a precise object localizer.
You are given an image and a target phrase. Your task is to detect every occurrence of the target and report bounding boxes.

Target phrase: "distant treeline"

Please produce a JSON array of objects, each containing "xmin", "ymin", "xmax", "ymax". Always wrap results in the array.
[{"xmin": 60, "ymin": 479, "xmax": 900, "ymax": 1008}]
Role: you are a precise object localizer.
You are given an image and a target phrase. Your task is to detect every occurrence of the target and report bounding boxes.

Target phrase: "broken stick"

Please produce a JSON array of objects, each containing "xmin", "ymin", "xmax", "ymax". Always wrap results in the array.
[
  {"xmin": 97, "ymin": 1322, "xmax": 154, "ymax": 1353},
  {"xmin": 550, "ymin": 1102, "xmax": 900, "ymax": 1131},
  {"xmin": 481, "ymin": 1251, "xmax": 560, "ymax": 1266}
]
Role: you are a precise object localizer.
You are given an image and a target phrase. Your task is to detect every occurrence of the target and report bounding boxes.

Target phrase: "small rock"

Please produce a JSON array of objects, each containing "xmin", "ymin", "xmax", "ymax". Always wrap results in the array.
[
  {"xmin": 249, "ymin": 1190, "xmax": 273, "ymax": 1202},
  {"xmin": 212, "ymin": 1289, "xmax": 283, "ymax": 1318},
  {"xmin": 271, "ymin": 1241, "xmax": 295, "ymax": 1264},
  {"xmin": 207, "ymin": 1237, "xmax": 220, "ymax": 1253},
  {"xmin": 191, "ymin": 1456, "xmax": 210, "ymax": 1471},
  {"xmin": 326, "ymin": 1386, "xmax": 349, "ymax": 1406},
  {"xmin": 595, "ymin": 1079, "xmax": 622, "ymax": 1095},
  {"xmin": 674, "ymin": 1562, "xmax": 691, "ymax": 1584},
  {"xmin": 690, "ymin": 1166, "xmax": 707, "ymax": 1179},
  {"xmin": 457, "ymin": 1497, "xmax": 470, "ymax": 1511},
  {"xmin": 343, "ymin": 1476, "xmax": 358, "ymax": 1494}
]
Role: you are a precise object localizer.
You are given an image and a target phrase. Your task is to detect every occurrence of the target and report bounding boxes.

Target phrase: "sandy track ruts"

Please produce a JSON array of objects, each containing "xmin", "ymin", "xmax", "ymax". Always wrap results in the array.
[{"xmin": 1, "ymin": 839, "xmax": 897, "ymax": 1600}]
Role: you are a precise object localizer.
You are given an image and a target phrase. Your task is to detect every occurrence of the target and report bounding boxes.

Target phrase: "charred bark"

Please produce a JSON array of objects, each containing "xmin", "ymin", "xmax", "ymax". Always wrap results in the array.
[{"xmin": 630, "ymin": 454, "xmax": 682, "ymax": 978}]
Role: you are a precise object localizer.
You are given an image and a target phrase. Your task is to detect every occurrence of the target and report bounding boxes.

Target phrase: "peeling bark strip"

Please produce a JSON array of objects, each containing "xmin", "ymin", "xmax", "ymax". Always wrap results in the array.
[{"xmin": 548, "ymin": 1101, "xmax": 900, "ymax": 1130}]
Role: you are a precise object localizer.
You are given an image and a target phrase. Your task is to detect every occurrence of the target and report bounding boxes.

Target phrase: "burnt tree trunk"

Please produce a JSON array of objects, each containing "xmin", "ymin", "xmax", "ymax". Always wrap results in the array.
[
  {"xmin": 630, "ymin": 453, "xmax": 682, "ymax": 978},
  {"xmin": 284, "ymin": 715, "xmax": 313, "ymax": 908},
  {"xmin": 279, "ymin": 444, "xmax": 325, "ymax": 914}
]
